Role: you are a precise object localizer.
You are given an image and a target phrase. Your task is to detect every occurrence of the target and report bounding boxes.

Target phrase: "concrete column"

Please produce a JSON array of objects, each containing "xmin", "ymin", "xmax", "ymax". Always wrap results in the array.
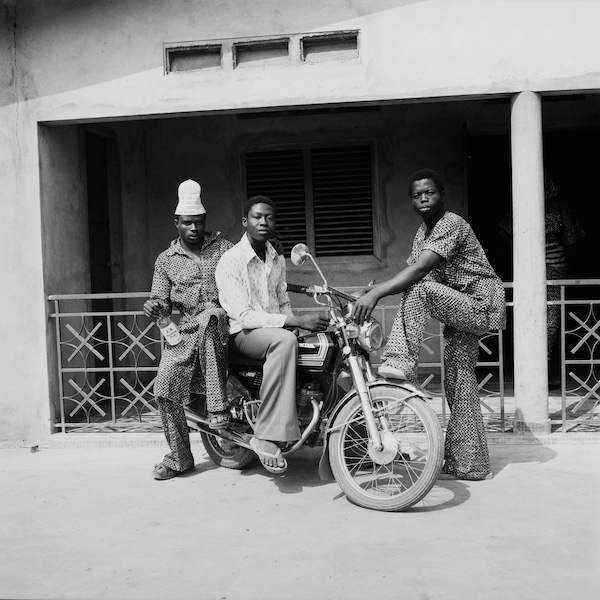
[{"xmin": 510, "ymin": 91, "xmax": 550, "ymax": 434}]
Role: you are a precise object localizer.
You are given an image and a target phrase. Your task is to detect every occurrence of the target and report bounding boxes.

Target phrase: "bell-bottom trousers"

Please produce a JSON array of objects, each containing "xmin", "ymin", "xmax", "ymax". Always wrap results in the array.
[{"xmin": 381, "ymin": 280, "xmax": 491, "ymax": 479}]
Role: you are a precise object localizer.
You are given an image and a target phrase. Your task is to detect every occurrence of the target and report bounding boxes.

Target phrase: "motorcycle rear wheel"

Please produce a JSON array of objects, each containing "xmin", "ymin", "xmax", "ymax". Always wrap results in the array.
[
  {"xmin": 329, "ymin": 385, "xmax": 443, "ymax": 512},
  {"xmin": 200, "ymin": 430, "xmax": 255, "ymax": 470},
  {"xmin": 194, "ymin": 400, "xmax": 255, "ymax": 470}
]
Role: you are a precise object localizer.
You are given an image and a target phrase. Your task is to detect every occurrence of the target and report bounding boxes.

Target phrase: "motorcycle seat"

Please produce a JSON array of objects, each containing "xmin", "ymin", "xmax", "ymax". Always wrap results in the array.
[{"xmin": 228, "ymin": 349, "xmax": 264, "ymax": 367}]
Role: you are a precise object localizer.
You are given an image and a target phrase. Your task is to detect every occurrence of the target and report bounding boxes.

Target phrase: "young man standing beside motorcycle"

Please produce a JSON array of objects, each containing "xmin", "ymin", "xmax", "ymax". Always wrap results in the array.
[
  {"xmin": 215, "ymin": 195, "xmax": 329, "ymax": 474},
  {"xmin": 352, "ymin": 169, "xmax": 506, "ymax": 481},
  {"xmin": 143, "ymin": 180, "xmax": 234, "ymax": 480}
]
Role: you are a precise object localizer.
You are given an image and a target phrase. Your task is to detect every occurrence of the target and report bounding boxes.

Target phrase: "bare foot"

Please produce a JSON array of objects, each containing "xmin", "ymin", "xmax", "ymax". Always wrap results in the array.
[
  {"xmin": 250, "ymin": 438, "xmax": 287, "ymax": 472},
  {"xmin": 253, "ymin": 439, "xmax": 285, "ymax": 468}
]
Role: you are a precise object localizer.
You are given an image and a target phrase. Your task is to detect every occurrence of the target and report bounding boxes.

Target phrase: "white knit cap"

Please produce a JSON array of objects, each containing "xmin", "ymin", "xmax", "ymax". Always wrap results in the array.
[{"xmin": 174, "ymin": 179, "xmax": 206, "ymax": 215}]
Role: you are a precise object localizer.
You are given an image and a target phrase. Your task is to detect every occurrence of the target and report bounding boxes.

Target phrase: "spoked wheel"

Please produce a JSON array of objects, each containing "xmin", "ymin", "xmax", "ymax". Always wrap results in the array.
[
  {"xmin": 200, "ymin": 429, "xmax": 255, "ymax": 469},
  {"xmin": 192, "ymin": 400, "xmax": 255, "ymax": 470},
  {"xmin": 329, "ymin": 384, "xmax": 444, "ymax": 512}
]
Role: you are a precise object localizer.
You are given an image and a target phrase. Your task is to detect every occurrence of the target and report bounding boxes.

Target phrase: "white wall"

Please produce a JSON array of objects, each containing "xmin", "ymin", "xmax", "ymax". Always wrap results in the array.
[
  {"xmin": 17, "ymin": 0, "xmax": 600, "ymax": 122},
  {"xmin": 1, "ymin": 4, "xmax": 50, "ymax": 444}
]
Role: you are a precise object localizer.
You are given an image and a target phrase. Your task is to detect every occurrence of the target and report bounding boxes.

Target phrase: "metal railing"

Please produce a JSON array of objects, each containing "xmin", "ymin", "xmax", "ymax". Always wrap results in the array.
[
  {"xmin": 550, "ymin": 279, "xmax": 600, "ymax": 431},
  {"xmin": 48, "ymin": 280, "xmax": 600, "ymax": 433},
  {"xmin": 48, "ymin": 292, "xmax": 164, "ymax": 433}
]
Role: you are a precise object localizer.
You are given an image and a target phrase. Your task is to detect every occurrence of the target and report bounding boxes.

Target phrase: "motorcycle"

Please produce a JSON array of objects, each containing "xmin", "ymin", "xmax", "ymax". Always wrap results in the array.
[{"xmin": 185, "ymin": 243, "xmax": 444, "ymax": 512}]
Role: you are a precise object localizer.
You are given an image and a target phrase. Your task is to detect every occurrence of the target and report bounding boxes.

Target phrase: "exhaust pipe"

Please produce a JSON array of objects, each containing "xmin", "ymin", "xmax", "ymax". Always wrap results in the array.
[{"xmin": 184, "ymin": 408, "xmax": 255, "ymax": 450}]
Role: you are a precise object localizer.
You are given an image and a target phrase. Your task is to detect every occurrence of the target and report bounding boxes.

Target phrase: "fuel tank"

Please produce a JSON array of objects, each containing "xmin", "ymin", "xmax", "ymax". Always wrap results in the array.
[{"xmin": 297, "ymin": 332, "xmax": 336, "ymax": 371}]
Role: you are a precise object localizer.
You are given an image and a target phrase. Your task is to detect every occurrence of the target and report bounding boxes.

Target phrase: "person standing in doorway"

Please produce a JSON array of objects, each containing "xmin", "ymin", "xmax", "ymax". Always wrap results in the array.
[
  {"xmin": 499, "ymin": 171, "xmax": 585, "ymax": 388},
  {"xmin": 215, "ymin": 195, "xmax": 329, "ymax": 475},
  {"xmin": 352, "ymin": 169, "xmax": 506, "ymax": 481},
  {"xmin": 143, "ymin": 179, "xmax": 233, "ymax": 480}
]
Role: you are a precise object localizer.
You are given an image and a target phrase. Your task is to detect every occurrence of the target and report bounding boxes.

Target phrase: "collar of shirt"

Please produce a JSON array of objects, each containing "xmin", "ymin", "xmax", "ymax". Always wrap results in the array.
[
  {"xmin": 238, "ymin": 232, "xmax": 277, "ymax": 268},
  {"xmin": 166, "ymin": 231, "xmax": 221, "ymax": 256}
]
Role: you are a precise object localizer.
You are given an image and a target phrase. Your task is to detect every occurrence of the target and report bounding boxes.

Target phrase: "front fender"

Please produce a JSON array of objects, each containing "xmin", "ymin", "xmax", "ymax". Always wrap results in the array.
[{"xmin": 317, "ymin": 378, "xmax": 431, "ymax": 481}]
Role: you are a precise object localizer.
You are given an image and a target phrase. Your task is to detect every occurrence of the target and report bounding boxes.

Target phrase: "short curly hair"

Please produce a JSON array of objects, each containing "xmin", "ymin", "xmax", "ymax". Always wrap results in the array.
[
  {"xmin": 243, "ymin": 195, "xmax": 277, "ymax": 218},
  {"xmin": 407, "ymin": 169, "xmax": 445, "ymax": 196}
]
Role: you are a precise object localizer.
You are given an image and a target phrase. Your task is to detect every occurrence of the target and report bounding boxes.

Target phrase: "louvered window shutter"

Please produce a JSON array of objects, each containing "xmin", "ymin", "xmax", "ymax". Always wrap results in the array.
[
  {"xmin": 245, "ymin": 149, "xmax": 307, "ymax": 252},
  {"xmin": 312, "ymin": 145, "xmax": 373, "ymax": 256},
  {"xmin": 245, "ymin": 144, "xmax": 374, "ymax": 256}
]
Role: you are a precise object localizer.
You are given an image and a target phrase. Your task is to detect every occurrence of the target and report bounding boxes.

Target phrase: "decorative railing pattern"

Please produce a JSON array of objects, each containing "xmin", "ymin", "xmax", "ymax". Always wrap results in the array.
[
  {"xmin": 553, "ymin": 280, "xmax": 600, "ymax": 431},
  {"xmin": 49, "ymin": 293, "xmax": 164, "ymax": 433},
  {"xmin": 48, "ymin": 281, "xmax": 600, "ymax": 433}
]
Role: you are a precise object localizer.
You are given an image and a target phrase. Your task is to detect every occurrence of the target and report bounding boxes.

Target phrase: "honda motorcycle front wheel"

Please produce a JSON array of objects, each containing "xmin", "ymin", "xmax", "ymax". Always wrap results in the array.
[{"xmin": 328, "ymin": 384, "xmax": 444, "ymax": 512}]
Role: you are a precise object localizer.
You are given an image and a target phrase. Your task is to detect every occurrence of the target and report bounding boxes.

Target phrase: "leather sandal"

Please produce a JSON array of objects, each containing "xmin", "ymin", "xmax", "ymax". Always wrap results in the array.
[
  {"xmin": 208, "ymin": 411, "xmax": 230, "ymax": 429},
  {"xmin": 152, "ymin": 463, "xmax": 195, "ymax": 480},
  {"xmin": 250, "ymin": 437, "xmax": 288, "ymax": 474}
]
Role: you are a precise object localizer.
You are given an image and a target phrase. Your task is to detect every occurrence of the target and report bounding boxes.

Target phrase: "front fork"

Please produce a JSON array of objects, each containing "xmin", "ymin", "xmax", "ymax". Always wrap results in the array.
[{"xmin": 347, "ymin": 354, "xmax": 383, "ymax": 451}]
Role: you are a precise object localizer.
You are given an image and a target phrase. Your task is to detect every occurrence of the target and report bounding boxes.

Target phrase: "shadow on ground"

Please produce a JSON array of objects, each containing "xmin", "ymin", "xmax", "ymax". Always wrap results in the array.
[
  {"xmin": 239, "ymin": 447, "xmax": 331, "ymax": 495},
  {"xmin": 235, "ymin": 446, "xmax": 474, "ymax": 513},
  {"xmin": 489, "ymin": 438, "xmax": 558, "ymax": 477}
]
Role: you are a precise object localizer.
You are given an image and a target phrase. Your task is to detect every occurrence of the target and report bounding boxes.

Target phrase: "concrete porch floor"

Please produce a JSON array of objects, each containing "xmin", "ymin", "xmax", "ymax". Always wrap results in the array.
[{"xmin": 1, "ymin": 436, "xmax": 599, "ymax": 600}]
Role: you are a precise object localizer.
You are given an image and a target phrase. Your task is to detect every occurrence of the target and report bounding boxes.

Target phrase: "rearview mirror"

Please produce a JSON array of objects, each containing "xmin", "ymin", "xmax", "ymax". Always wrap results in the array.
[{"xmin": 291, "ymin": 243, "xmax": 311, "ymax": 266}]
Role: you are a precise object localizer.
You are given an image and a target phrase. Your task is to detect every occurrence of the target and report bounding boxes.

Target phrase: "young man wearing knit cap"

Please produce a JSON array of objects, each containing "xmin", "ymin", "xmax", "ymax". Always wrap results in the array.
[{"xmin": 143, "ymin": 179, "xmax": 234, "ymax": 480}]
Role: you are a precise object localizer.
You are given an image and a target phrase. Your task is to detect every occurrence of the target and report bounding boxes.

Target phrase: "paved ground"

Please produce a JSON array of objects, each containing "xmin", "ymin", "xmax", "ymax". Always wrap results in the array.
[{"xmin": 1, "ymin": 438, "xmax": 599, "ymax": 600}]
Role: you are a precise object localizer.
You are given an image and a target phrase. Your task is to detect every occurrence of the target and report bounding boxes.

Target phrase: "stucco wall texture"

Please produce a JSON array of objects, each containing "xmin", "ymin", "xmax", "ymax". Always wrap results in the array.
[{"xmin": 2, "ymin": 0, "xmax": 600, "ymax": 443}]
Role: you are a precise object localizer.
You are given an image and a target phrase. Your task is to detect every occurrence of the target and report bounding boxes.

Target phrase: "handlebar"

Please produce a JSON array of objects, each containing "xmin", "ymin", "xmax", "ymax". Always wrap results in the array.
[
  {"xmin": 286, "ymin": 283, "xmax": 312, "ymax": 295},
  {"xmin": 287, "ymin": 282, "xmax": 357, "ymax": 303}
]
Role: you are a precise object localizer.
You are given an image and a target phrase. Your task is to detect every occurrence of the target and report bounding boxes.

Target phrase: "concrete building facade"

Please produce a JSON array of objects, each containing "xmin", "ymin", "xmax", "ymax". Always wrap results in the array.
[{"xmin": 2, "ymin": 0, "xmax": 600, "ymax": 444}]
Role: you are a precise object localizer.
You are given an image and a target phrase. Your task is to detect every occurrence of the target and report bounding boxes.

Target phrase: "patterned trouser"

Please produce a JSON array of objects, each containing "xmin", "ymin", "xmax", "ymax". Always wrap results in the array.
[
  {"xmin": 192, "ymin": 316, "xmax": 229, "ymax": 412},
  {"xmin": 382, "ymin": 280, "xmax": 491, "ymax": 479},
  {"xmin": 156, "ymin": 397, "xmax": 194, "ymax": 472},
  {"xmin": 156, "ymin": 316, "xmax": 228, "ymax": 471},
  {"xmin": 547, "ymin": 265, "xmax": 567, "ymax": 359}
]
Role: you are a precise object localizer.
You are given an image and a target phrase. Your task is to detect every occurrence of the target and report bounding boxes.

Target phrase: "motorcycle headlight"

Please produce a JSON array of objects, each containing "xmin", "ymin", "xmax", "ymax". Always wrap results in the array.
[{"xmin": 358, "ymin": 319, "xmax": 384, "ymax": 352}]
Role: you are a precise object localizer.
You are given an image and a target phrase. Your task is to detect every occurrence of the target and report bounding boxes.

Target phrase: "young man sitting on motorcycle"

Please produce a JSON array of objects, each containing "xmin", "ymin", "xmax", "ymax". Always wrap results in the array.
[
  {"xmin": 143, "ymin": 180, "xmax": 234, "ymax": 480},
  {"xmin": 215, "ymin": 196, "xmax": 329, "ymax": 474},
  {"xmin": 352, "ymin": 169, "xmax": 506, "ymax": 482}
]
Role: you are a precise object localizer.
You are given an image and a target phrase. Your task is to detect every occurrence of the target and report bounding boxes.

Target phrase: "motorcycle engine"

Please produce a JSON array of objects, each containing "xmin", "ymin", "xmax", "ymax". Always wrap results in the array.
[
  {"xmin": 235, "ymin": 374, "xmax": 323, "ymax": 428},
  {"xmin": 296, "ymin": 380, "xmax": 323, "ymax": 425}
]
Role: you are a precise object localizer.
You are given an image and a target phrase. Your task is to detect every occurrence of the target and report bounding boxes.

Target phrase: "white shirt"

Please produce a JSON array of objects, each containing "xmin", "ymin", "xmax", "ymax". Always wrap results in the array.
[{"xmin": 215, "ymin": 233, "xmax": 293, "ymax": 334}]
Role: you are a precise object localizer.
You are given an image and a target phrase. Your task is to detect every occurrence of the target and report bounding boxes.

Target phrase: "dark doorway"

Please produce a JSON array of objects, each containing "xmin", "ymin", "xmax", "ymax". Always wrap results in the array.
[
  {"xmin": 467, "ymin": 129, "xmax": 599, "ymax": 281},
  {"xmin": 467, "ymin": 128, "xmax": 600, "ymax": 382},
  {"xmin": 84, "ymin": 130, "xmax": 123, "ymax": 413},
  {"xmin": 467, "ymin": 133, "xmax": 512, "ymax": 281},
  {"xmin": 543, "ymin": 129, "xmax": 600, "ymax": 280},
  {"xmin": 85, "ymin": 130, "xmax": 123, "ymax": 311},
  {"xmin": 86, "ymin": 132, "xmax": 113, "ymax": 311}
]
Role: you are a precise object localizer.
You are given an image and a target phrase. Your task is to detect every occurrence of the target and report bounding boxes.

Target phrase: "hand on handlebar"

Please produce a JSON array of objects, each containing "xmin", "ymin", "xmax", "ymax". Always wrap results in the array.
[
  {"xmin": 352, "ymin": 288, "xmax": 379, "ymax": 325},
  {"xmin": 300, "ymin": 314, "xmax": 330, "ymax": 332}
]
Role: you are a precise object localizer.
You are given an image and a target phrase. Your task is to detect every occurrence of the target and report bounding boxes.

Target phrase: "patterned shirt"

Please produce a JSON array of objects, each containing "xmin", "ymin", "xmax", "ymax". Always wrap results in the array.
[
  {"xmin": 215, "ymin": 233, "xmax": 293, "ymax": 334},
  {"xmin": 150, "ymin": 232, "xmax": 234, "ymax": 403},
  {"xmin": 409, "ymin": 211, "xmax": 506, "ymax": 330},
  {"xmin": 499, "ymin": 197, "xmax": 585, "ymax": 269},
  {"xmin": 151, "ymin": 232, "xmax": 233, "ymax": 323}
]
